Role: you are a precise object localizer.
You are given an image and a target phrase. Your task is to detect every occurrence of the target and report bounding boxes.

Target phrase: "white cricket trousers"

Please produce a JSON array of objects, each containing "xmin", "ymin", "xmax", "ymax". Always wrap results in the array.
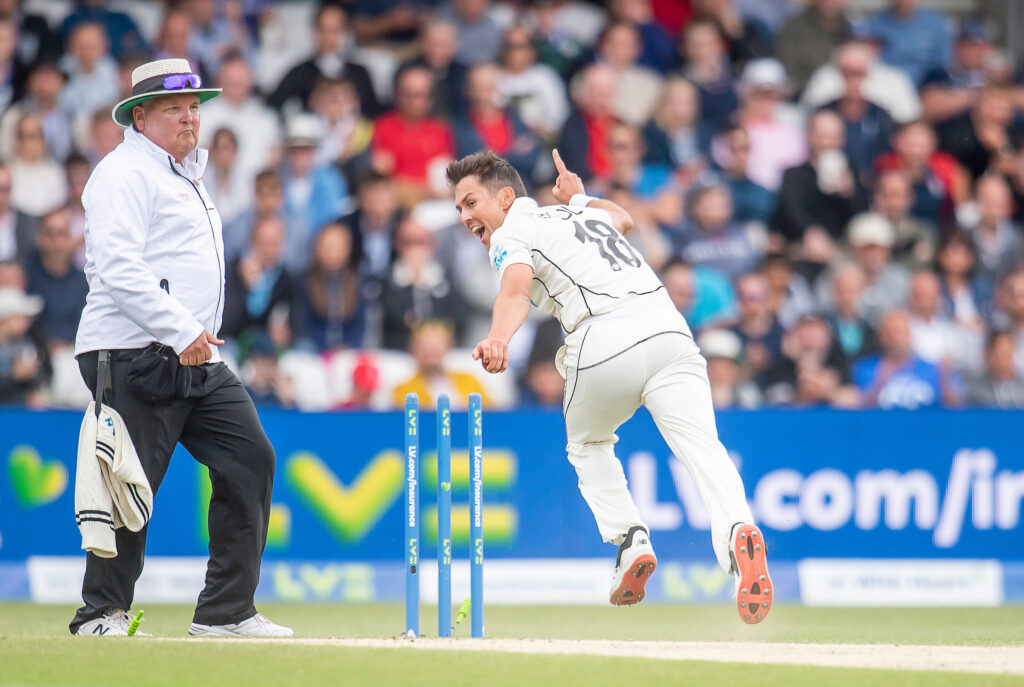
[{"xmin": 559, "ymin": 307, "xmax": 754, "ymax": 572}]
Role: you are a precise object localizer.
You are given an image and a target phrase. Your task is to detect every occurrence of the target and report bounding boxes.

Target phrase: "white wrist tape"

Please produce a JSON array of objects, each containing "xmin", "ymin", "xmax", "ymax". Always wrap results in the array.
[{"xmin": 569, "ymin": 193, "xmax": 597, "ymax": 208}]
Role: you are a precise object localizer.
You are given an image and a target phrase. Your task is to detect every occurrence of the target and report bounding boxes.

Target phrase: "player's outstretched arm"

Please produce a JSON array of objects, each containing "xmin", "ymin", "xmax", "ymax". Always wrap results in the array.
[
  {"xmin": 473, "ymin": 263, "xmax": 533, "ymax": 374},
  {"xmin": 550, "ymin": 149, "xmax": 635, "ymax": 236}
]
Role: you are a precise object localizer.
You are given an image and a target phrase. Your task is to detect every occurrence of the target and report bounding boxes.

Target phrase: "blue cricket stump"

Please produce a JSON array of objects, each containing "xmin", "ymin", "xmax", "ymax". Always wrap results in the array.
[
  {"xmin": 404, "ymin": 393, "xmax": 419, "ymax": 638},
  {"xmin": 468, "ymin": 392, "xmax": 484, "ymax": 638},
  {"xmin": 437, "ymin": 395, "xmax": 452, "ymax": 638}
]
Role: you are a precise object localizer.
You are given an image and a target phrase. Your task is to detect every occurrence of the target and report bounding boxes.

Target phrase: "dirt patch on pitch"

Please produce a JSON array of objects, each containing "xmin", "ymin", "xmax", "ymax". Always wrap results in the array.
[{"xmin": 170, "ymin": 637, "xmax": 1024, "ymax": 675}]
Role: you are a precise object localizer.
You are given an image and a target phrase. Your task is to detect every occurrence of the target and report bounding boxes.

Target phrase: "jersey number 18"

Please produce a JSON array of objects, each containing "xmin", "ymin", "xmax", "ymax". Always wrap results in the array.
[{"xmin": 572, "ymin": 220, "xmax": 642, "ymax": 272}]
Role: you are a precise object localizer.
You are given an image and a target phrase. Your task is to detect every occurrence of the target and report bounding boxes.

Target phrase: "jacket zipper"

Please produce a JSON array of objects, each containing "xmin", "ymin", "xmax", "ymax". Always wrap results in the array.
[{"xmin": 169, "ymin": 157, "xmax": 223, "ymax": 337}]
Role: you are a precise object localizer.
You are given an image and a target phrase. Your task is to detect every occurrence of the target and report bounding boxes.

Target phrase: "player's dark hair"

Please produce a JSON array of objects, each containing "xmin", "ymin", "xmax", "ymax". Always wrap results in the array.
[{"xmin": 446, "ymin": 151, "xmax": 527, "ymax": 199}]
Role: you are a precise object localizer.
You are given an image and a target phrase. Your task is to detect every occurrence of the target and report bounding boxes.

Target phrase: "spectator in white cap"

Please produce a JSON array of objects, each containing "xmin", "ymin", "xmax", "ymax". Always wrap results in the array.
[
  {"xmin": 0, "ymin": 285, "xmax": 47, "ymax": 405},
  {"xmin": 839, "ymin": 212, "xmax": 910, "ymax": 324},
  {"xmin": 698, "ymin": 328, "xmax": 760, "ymax": 409},
  {"xmin": 731, "ymin": 58, "xmax": 806, "ymax": 191},
  {"xmin": 71, "ymin": 58, "xmax": 292, "ymax": 638},
  {"xmin": 279, "ymin": 113, "xmax": 350, "ymax": 275}
]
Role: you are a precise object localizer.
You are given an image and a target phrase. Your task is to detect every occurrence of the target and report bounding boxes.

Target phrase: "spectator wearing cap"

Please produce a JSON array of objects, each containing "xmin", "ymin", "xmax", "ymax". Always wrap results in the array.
[
  {"xmin": 678, "ymin": 20, "xmax": 739, "ymax": 128},
  {"xmin": 821, "ymin": 42, "xmax": 897, "ymax": 182},
  {"xmin": 24, "ymin": 209, "xmax": 87, "ymax": 349},
  {"xmin": 198, "ymin": 55, "xmax": 282, "ymax": 184},
  {"xmin": 775, "ymin": 0, "xmax": 852, "ymax": 94},
  {"xmin": 730, "ymin": 271, "xmax": 786, "ymax": 386},
  {"xmin": 594, "ymin": 21, "xmax": 664, "ymax": 128},
  {"xmin": 221, "ymin": 216, "xmax": 295, "ymax": 344},
  {"xmin": 0, "ymin": 285, "xmax": 47, "ymax": 404},
  {"xmin": 863, "ymin": 0, "xmax": 953, "ymax": 86},
  {"xmin": 435, "ymin": 0, "xmax": 503, "ymax": 66},
  {"xmin": 371, "ymin": 66, "xmax": 454, "ymax": 207},
  {"xmin": 875, "ymin": 119, "xmax": 967, "ymax": 226},
  {"xmin": 733, "ymin": 58, "xmax": 806, "ymax": 192},
  {"xmin": 871, "ymin": 169, "xmax": 936, "ymax": 268},
  {"xmin": 337, "ymin": 353, "xmax": 382, "ymax": 410},
  {"xmin": 453, "ymin": 63, "xmax": 540, "ymax": 185},
  {"xmin": 965, "ymin": 330, "xmax": 1024, "ymax": 408},
  {"xmin": 608, "ymin": 0, "xmax": 676, "ymax": 73},
  {"xmin": 0, "ymin": 165, "xmax": 37, "ymax": 264},
  {"xmin": 853, "ymin": 308, "xmax": 956, "ymax": 409},
  {"xmin": 920, "ymin": 20, "xmax": 996, "ymax": 123},
  {"xmin": 279, "ymin": 114, "xmax": 350, "ymax": 275},
  {"xmin": 497, "ymin": 25, "xmax": 569, "ymax": 143},
  {"xmin": 291, "ymin": 220, "xmax": 365, "ymax": 352},
  {"xmin": 801, "ymin": 33, "xmax": 921, "ymax": 124},
  {"xmin": 643, "ymin": 76, "xmax": 712, "ymax": 179},
  {"xmin": 715, "ymin": 125, "xmax": 776, "ymax": 226},
  {"xmin": 698, "ymin": 328, "xmax": 761, "ymax": 409},
  {"xmin": 838, "ymin": 213, "xmax": 910, "ymax": 324},
  {"xmin": 761, "ymin": 313, "xmax": 856, "ymax": 407},
  {"xmin": 672, "ymin": 181, "xmax": 763, "ymax": 280},
  {"xmin": 59, "ymin": 22, "xmax": 121, "ymax": 130},
  {"xmin": 661, "ymin": 259, "xmax": 738, "ymax": 332},
  {"xmin": 936, "ymin": 84, "xmax": 1020, "ymax": 181},
  {"xmin": 392, "ymin": 319, "xmax": 489, "ymax": 410},
  {"xmin": 823, "ymin": 261, "xmax": 879, "ymax": 362},
  {"xmin": 59, "ymin": 0, "xmax": 149, "ymax": 58},
  {"xmin": 558, "ymin": 63, "xmax": 619, "ymax": 186},
  {"xmin": 9, "ymin": 113, "xmax": 67, "ymax": 218},
  {"xmin": 966, "ymin": 174, "xmax": 1023, "ymax": 289},
  {"xmin": 0, "ymin": 62, "xmax": 73, "ymax": 164},
  {"xmin": 773, "ymin": 110, "xmax": 867, "ymax": 277},
  {"xmin": 268, "ymin": 4, "xmax": 380, "ymax": 118}
]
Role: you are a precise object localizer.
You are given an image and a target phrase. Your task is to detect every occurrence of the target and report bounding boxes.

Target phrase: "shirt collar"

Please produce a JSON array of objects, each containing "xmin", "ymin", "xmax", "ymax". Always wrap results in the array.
[
  {"xmin": 497, "ymin": 196, "xmax": 537, "ymax": 234},
  {"xmin": 124, "ymin": 126, "xmax": 209, "ymax": 181}
]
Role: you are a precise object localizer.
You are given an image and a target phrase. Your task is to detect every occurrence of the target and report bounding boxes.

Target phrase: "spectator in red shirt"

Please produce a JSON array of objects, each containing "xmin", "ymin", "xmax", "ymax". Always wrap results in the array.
[
  {"xmin": 875, "ymin": 119, "xmax": 969, "ymax": 226},
  {"xmin": 558, "ymin": 63, "xmax": 619, "ymax": 189},
  {"xmin": 371, "ymin": 65, "xmax": 454, "ymax": 207},
  {"xmin": 452, "ymin": 62, "xmax": 540, "ymax": 184}
]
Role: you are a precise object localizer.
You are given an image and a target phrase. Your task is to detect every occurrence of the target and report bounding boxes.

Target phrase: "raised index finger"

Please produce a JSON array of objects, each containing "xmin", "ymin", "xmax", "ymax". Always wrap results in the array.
[{"xmin": 552, "ymin": 148, "xmax": 568, "ymax": 175}]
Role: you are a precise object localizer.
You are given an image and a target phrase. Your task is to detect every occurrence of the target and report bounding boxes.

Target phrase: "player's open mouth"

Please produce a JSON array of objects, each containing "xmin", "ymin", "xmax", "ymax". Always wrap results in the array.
[{"xmin": 470, "ymin": 224, "xmax": 484, "ymax": 238}]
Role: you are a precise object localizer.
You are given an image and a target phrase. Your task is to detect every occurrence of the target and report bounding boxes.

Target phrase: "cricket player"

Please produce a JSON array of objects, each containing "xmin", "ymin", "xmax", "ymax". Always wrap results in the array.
[{"xmin": 447, "ymin": 150, "xmax": 772, "ymax": 623}]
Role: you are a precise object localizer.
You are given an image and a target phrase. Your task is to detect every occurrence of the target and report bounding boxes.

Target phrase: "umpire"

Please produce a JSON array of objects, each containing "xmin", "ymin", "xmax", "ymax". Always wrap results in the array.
[{"xmin": 70, "ymin": 59, "xmax": 291, "ymax": 638}]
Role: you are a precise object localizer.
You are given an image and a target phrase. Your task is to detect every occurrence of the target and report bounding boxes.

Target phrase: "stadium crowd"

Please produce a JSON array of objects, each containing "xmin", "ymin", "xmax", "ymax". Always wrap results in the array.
[{"xmin": 0, "ymin": 0, "xmax": 1023, "ymax": 411}]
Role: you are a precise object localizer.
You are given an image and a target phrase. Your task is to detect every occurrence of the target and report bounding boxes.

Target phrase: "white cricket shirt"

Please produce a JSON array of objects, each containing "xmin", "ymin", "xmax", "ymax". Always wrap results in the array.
[
  {"xmin": 489, "ymin": 197, "xmax": 670, "ymax": 333},
  {"xmin": 75, "ymin": 127, "xmax": 225, "ymax": 360}
]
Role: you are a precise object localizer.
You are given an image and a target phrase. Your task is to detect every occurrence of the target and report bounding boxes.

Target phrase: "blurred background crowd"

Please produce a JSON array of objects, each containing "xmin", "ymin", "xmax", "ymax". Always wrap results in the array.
[{"xmin": 0, "ymin": 0, "xmax": 1023, "ymax": 412}]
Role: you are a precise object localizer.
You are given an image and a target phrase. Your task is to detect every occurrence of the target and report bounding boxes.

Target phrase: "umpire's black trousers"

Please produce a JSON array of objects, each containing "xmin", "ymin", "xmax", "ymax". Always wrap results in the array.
[{"xmin": 69, "ymin": 348, "xmax": 275, "ymax": 634}]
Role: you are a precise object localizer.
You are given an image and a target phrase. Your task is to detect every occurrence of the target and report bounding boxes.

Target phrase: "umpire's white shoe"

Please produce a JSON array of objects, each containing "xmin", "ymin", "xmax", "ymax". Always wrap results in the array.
[
  {"xmin": 609, "ymin": 525, "xmax": 657, "ymax": 605},
  {"xmin": 189, "ymin": 613, "xmax": 294, "ymax": 637},
  {"xmin": 76, "ymin": 608, "xmax": 150, "ymax": 636}
]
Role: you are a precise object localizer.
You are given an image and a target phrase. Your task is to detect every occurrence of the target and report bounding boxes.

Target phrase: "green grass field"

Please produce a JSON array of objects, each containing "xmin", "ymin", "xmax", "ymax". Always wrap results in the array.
[{"xmin": 1, "ymin": 604, "xmax": 1022, "ymax": 686}]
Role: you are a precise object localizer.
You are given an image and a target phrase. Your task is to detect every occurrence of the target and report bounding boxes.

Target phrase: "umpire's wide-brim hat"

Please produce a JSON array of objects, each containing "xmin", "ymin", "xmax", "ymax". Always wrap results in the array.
[{"xmin": 111, "ymin": 58, "xmax": 221, "ymax": 127}]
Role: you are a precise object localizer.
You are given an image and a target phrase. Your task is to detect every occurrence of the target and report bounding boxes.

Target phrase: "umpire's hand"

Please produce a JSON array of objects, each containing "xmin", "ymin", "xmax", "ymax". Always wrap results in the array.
[{"xmin": 180, "ymin": 330, "xmax": 225, "ymax": 366}]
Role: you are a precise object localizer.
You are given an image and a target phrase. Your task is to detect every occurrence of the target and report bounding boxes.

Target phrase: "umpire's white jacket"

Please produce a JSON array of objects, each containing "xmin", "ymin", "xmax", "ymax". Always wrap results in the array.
[{"xmin": 75, "ymin": 126, "xmax": 225, "ymax": 361}]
